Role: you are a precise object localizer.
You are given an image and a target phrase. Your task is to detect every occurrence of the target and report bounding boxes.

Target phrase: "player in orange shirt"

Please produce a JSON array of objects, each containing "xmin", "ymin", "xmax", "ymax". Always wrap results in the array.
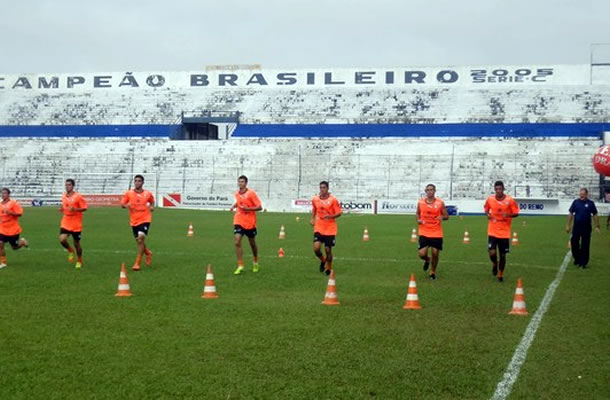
[
  {"xmin": 0, "ymin": 188, "xmax": 28, "ymax": 269},
  {"xmin": 121, "ymin": 175, "xmax": 155, "ymax": 271},
  {"xmin": 310, "ymin": 181, "xmax": 342, "ymax": 276},
  {"xmin": 59, "ymin": 179, "xmax": 88, "ymax": 269},
  {"xmin": 416, "ymin": 184, "xmax": 449, "ymax": 280},
  {"xmin": 484, "ymin": 181, "xmax": 519, "ymax": 282},
  {"xmin": 230, "ymin": 175, "xmax": 263, "ymax": 275}
]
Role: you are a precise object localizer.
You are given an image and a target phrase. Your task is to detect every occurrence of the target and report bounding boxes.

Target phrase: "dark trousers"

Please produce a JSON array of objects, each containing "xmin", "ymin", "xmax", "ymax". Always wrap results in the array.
[{"xmin": 571, "ymin": 229, "xmax": 591, "ymax": 266}]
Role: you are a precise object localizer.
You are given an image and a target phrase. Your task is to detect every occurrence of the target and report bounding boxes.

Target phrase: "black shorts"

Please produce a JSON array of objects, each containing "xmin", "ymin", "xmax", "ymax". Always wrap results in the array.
[
  {"xmin": 132, "ymin": 223, "xmax": 151, "ymax": 238},
  {"xmin": 0, "ymin": 233, "xmax": 20, "ymax": 247},
  {"xmin": 60, "ymin": 228, "xmax": 82, "ymax": 241},
  {"xmin": 313, "ymin": 232, "xmax": 336, "ymax": 248},
  {"xmin": 234, "ymin": 225, "xmax": 257, "ymax": 238},
  {"xmin": 418, "ymin": 236, "xmax": 443, "ymax": 250},
  {"xmin": 488, "ymin": 236, "xmax": 510, "ymax": 254}
]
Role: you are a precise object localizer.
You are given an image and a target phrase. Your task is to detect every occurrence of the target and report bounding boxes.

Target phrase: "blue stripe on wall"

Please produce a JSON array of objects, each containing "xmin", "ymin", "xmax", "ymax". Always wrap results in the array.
[
  {"xmin": 0, "ymin": 122, "xmax": 606, "ymax": 138},
  {"xmin": 232, "ymin": 123, "xmax": 608, "ymax": 138},
  {"xmin": 0, "ymin": 125, "xmax": 174, "ymax": 137}
]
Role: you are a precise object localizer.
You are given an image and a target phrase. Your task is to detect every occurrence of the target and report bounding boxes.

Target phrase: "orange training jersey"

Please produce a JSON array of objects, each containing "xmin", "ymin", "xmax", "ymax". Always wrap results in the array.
[
  {"xmin": 233, "ymin": 188, "xmax": 262, "ymax": 230},
  {"xmin": 61, "ymin": 191, "xmax": 88, "ymax": 232},
  {"xmin": 418, "ymin": 197, "xmax": 445, "ymax": 238},
  {"xmin": 484, "ymin": 194, "xmax": 519, "ymax": 239},
  {"xmin": 0, "ymin": 199, "xmax": 23, "ymax": 236},
  {"xmin": 121, "ymin": 189, "xmax": 154, "ymax": 227},
  {"xmin": 312, "ymin": 194, "xmax": 342, "ymax": 236}
]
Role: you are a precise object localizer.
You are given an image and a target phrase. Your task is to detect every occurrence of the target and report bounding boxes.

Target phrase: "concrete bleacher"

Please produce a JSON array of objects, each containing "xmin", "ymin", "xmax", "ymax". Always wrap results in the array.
[
  {"xmin": 0, "ymin": 137, "xmax": 600, "ymax": 206},
  {"xmin": 1, "ymin": 86, "xmax": 609, "ymax": 127}
]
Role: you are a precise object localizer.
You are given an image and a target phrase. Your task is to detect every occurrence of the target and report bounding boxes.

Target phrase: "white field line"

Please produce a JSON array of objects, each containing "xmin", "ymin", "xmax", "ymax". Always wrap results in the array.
[
  {"xmin": 490, "ymin": 251, "xmax": 571, "ymax": 400},
  {"xmin": 24, "ymin": 247, "xmax": 558, "ymax": 271}
]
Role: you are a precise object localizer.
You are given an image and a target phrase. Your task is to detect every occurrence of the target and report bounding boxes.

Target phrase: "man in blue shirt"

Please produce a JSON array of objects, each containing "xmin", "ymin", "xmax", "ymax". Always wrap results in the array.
[{"xmin": 566, "ymin": 188, "xmax": 601, "ymax": 269}]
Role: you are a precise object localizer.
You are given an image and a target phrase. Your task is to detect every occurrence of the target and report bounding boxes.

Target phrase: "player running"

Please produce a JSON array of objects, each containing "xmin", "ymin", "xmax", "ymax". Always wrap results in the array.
[
  {"xmin": 416, "ymin": 184, "xmax": 449, "ymax": 280},
  {"xmin": 121, "ymin": 175, "xmax": 154, "ymax": 271},
  {"xmin": 484, "ymin": 181, "xmax": 519, "ymax": 282},
  {"xmin": 230, "ymin": 175, "xmax": 263, "ymax": 275},
  {"xmin": 0, "ymin": 188, "xmax": 28, "ymax": 269},
  {"xmin": 311, "ymin": 181, "xmax": 342, "ymax": 276},
  {"xmin": 59, "ymin": 179, "xmax": 88, "ymax": 269}
]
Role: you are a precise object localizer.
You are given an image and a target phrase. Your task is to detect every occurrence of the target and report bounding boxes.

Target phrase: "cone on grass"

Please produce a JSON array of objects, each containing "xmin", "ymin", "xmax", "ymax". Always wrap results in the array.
[
  {"xmin": 403, "ymin": 273, "xmax": 422, "ymax": 310},
  {"xmin": 511, "ymin": 232, "xmax": 520, "ymax": 246},
  {"xmin": 202, "ymin": 264, "xmax": 219, "ymax": 299},
  {"xmin": 463, "ymin": 231, "xmax": 471, "ymax": 244},
  {"xmin": 321, "ymin": 270, "xmax": 340, "ymax": 305},
  {"xmin": 278, "ymin": 248, "xmax": 285, "ymax": 258},
  {"xmin": 362, "ymin": 227, "xmax": 370, "ymax": 242},
  {"xmin": 115, "ymin": 263, "xmax": 133, "ymax": 297},
  {"xmin": 278, "ymin": 225, "xmax": 286, "ymax": 239},
  {"xmin": 509, "ymin": 278, "xmax": 528, "ymax": 315},
  {"xmin": 187, "ymin": 222, "xmax": 194, "ymax": 237},
  {"xmin": 296, "ymin": 216, "xmax": 300, "ymax": 222},
  {"xmin": 522, "ymin": 220, "xmax": 527, "ymax": 227},
  {"xmin": 410, "ymin": 228, "xmax": 418, "ymax": 243}
]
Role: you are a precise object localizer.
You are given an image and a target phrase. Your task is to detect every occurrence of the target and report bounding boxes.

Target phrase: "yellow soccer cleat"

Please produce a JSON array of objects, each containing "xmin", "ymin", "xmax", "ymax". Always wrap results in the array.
[
  {"xmin": 68, "ymin": 252, "xmax": 75, "ymax": 263},
  {"xmin": 233, "ymin": 266, "xmax": 244, "ymax": 275},
  {"xmin": 75, "ymin": 262, "xmax": 82, "ymax": 270}
]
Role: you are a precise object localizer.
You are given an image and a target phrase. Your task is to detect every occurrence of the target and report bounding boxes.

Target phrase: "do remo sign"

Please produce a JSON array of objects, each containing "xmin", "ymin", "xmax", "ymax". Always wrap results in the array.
[{"xmin": 593, "ymin": 145, "xmax": 610, "ymax": 176}]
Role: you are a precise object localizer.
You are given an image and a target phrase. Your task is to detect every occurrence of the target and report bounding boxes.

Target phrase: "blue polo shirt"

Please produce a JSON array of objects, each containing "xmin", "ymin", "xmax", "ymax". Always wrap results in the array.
[{"xmin": 569, "ymin": 198, "xmax": 598, "ymax": 231}]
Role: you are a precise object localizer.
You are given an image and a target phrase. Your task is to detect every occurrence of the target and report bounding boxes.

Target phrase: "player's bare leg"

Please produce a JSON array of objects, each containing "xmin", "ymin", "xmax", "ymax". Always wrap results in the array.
[
  {"xmin": 489, "ymin": 248, "xmax": 498, "ymax": 277},
  {"xmin": 133, "ymin": 234, "xmax": 146, "ymax": 271},
  {"xmin": 0, "ymin": 241, "xmax": 6, "ymax": 268},
  {"xmin": 324, "ymin": 246, "xmax": 333, "ymax": 275},
  {"xmin": 247, "ymin": 236, "xmax": 259, "ymax": 272},
  {"xmin": 59, "ymin": 233, "xmax": 74, "ymax": 262},
  {"xmin": 313, "ymin": 241, "xmax": 326, "ymax": 273},
  {"xmin": 143, "ymin": 243, "xmax": 152, "ymax": 266},
  {"xmin": 233, "ymin": 234, "xmax": 245, "ymax": 274},
  {"xmin": 418, "ymin": 246, "xmax": 430, "ymax": 271},
  {"xmin": 73, "ymin": 239, "xmax": 83, "ymax": 269},
  {"xmin": 497, "ymin": 253, "xmax": 506, "ymax": 282},
  {"xmin": 429, "ymin": 247, "xmax": 440, "ymax": 279},
  {"xmin": 11, "ymin": 239, "xmax": 27, "ymax": 251}
]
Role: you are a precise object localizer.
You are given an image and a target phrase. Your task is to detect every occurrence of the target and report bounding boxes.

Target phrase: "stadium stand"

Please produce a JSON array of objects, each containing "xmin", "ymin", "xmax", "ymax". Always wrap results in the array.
[{"xmin": 0, "ymin": 65, "xmax": 608, "ymax": 207}]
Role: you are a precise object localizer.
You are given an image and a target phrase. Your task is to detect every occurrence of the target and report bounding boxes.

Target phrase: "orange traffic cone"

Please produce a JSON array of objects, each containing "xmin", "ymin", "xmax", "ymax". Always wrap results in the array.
[
  {"xmin": 410, "ymin": 228, "xmax": 417, "ymax": 243},
  {"xmin": 187, "ymin": 222, "xmax": 194, "ymax": 237},
  {"xmin": 278, "ymin": 248, "xmax": 285, "ymax": 258},
  {"xmin": 402, "ymin": 273, "xmax": 422, "ymax": 309},
  {"xmin": 115, "ymin": 263, "xmax": 133, "ymax": 297},
  {"xmin": 463, "ymin": 231, "xmax": 471, "ymax": 244},
  {"xmin": 201, "ymin": 264, "xmax": 219, "ymax": 299},
  {"xmin": 511, "ymin": 232, "xmax": 520, "ymax": 246},
  {"xmin": 321, "ymin": 270, "xmax": 340, "ymax": 305},
  {"xmin": 509, "ymin": 278, "xmax": 528, "ymax": 315},
  {"xmin": 362, "ymin": 227, "xmax": 370, "ymax": 242},
  {"xmin": 278, "ymin": 225, "xmax": 286, "ymax": 239}
]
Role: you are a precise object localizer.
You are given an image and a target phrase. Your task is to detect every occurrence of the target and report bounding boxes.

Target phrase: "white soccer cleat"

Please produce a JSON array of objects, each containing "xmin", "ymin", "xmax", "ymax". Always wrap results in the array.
[{"xmin": 0, "ymin": 263, "xmax": 7, "ymax": 269}]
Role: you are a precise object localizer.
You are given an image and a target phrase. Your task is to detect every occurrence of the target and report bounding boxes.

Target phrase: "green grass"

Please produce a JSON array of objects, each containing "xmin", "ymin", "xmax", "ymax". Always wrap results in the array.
[{"xmin": 0, "ymin": 208, "xmax": 608, "ymax": 399}]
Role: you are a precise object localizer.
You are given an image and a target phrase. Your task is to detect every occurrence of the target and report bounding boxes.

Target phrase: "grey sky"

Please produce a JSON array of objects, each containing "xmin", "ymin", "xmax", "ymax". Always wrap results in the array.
[{"xmin": 1, "ymin": 0, "xmax": 608, "ymax": 73}]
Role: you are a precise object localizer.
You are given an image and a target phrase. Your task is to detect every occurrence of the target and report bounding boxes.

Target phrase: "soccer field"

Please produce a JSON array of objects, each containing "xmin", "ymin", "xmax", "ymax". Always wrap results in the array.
[{"xmin": 0, "ymin": 207, "xmax": 608, "ymax": 399}]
